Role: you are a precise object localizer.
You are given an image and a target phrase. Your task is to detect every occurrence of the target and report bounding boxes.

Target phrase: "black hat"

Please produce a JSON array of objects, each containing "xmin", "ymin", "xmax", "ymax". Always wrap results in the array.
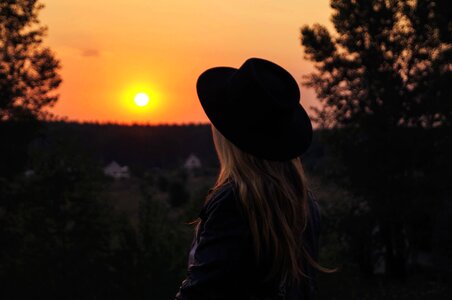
[{"xmin": 196, "ymin": 57, "xmax": 312, "ymax": 161}]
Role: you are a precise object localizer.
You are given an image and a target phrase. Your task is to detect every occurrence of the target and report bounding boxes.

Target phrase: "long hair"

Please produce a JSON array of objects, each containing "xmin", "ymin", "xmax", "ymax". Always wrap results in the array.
[{"xmin": 191, "ymin": 124, "xmax": 330, "ymax": 286}]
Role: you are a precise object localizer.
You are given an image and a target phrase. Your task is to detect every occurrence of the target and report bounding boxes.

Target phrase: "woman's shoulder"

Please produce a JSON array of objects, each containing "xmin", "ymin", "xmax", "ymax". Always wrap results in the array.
[{"xmin": 199, "ymin": 180, "xmax": 241, "ymax": 221}]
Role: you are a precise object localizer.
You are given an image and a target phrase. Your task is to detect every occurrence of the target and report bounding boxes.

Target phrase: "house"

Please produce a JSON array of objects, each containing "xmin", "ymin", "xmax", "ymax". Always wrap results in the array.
[
  {"xmin": 184, "ymin": 153, "xmax": 202, "ymax": 171},
  {"xmin": 24, "ymin": 169, "xmax": 35, "ymax": 177},
  {"xmin": 104, "ymin": 161, "xmax": 130, "ymax": 179}
]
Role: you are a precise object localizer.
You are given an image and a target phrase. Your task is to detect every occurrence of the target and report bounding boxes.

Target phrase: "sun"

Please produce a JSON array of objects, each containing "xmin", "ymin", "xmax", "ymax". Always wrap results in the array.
[{"xmin": 134, "ymin": 92, "xmax": 149, "ymax": 107}]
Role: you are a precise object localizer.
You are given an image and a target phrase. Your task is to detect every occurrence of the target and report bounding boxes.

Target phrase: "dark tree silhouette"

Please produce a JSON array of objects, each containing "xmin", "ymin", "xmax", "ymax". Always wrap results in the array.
[
  {"xmin": 0, "ymin": 0, "xmax": 61, "ymax": 121},
  {"xmin": 300, "ymin": 0, "xmax": 451, "ymax": 278},
  {"xmin": 168, "ymin": 180, "xmax": 190, "ymax": 207},
  {"xmin": 301, "ymin": 0, "xmax": 451, "ymax": 129}
]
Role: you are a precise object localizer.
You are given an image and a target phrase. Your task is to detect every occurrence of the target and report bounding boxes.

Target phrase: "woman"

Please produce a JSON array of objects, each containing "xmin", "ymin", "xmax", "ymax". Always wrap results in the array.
[{"xmin": 175, "ymin": 58, "xmax": 328, "ymax": 299}]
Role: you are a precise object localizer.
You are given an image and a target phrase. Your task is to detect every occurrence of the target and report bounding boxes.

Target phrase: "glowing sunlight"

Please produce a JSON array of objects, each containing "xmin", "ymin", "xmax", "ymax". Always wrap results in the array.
[{"xmin": 134, "ymin": 93, "xmax": 149, "ymax": 107}]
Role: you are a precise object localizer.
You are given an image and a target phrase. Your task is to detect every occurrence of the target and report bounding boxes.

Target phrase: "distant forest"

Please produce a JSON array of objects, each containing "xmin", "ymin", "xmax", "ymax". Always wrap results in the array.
[
  {"xmin": 30, "ymin": 121, "xmax": 328, "ymax": 175},
  {"xmin": 33, "ymin": 121, "xmax": 220, "ymax": 171},
  {"xmin": 2, "ymin": 120, "xmax": 450, "ymax": 299}
]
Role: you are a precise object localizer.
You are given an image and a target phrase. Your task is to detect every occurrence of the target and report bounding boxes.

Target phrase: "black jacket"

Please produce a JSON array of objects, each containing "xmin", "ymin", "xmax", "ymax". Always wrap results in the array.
[{"xmin": 175, "ymin": 181, "xmax": 321, "ymax": 300}]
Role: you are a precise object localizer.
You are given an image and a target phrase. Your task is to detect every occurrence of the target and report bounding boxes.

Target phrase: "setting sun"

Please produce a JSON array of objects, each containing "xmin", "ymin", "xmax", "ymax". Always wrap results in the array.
[
  {"xmin": 120, "ymin": 83, "xmax": 163, "ymax": 121},
  {"xmin": 134, "ymin": 93, "xmax": 149, "ymax": 107}
]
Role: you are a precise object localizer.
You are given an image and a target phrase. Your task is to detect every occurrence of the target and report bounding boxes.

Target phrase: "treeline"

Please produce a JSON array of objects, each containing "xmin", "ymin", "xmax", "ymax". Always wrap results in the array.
[
  {"xmin": 0, "ymin": 122, "xmax": 214, "ymax": 299},
  {"xmin": 1, "ymin": 121, "xmax": 451, "ymax": 299},
  {"xmin": 35, "ymin": 121, "xmax": 219, "ymax": 171}
]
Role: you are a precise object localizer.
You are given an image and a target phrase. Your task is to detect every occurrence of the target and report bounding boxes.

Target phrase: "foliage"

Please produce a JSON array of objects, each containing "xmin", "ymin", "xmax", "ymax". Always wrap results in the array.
[
  {"xmin": 0, "ymin": 133, "xmax": 117, "ymax": 299},
  {"xmin": 300, "ymin": 0, "xmax": 451, "ymax": 279},
  {"xmin": 0, "ymin": 127, "xmax": 196, "ymax": 299},
  {"xmin": 0, "ymin": 0, "xmax": 61, "ymax": 121},
  {"xmin": 168, "ymin": 180, "xmax": 190, "ymax": 207},
  {"xmin": 305, "ymin": 129, "xmax": 452, "ymax": 298},
  {"xmin": 301, "ymin": 0, "xmax": 451, "ymax": 129},
  {"xmin": 41, "ymin": 121, "xmax": 219, "ymax": 170},
  {"xmin": 0, "ymin": 119, "xmax": 42, "ymax": 176},
  {"xmin": 157, "ymin": 175, "xmax": 169, "ymax": 192},
  {"xmin": 134, "ymin": 185, "xmax": 192, "ymax": 298}
]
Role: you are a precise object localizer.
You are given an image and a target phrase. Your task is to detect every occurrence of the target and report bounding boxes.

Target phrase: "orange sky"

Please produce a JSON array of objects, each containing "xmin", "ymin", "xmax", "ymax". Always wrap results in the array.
[{"xmin": 41, "ymin": 0, "xmax": 332, "ymax": 125}]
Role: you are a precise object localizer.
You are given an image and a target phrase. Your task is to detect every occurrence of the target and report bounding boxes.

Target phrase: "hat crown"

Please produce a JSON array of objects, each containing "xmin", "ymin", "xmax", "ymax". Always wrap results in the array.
[
  {"xmin": 227, "ymin": 58, "xmax": 300, "ymax": 113},
  {"xmin": 196, "ymin": 57, "xmax": 312, "ymax": 161}
]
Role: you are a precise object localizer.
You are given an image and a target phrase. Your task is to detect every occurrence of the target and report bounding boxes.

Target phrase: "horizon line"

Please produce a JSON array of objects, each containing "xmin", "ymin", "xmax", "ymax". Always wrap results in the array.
[{"xmin": 45, "ymin": 118, "xmax": 212, "ymax": 127}]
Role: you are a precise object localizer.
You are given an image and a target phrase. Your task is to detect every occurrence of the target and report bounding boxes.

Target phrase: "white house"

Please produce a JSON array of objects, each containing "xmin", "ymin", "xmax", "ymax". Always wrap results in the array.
[
  {"xmin": 184, "ymin": 153, "xmax": 202, "ymax": 171},
  {"xmin": 104, "ymin": 161, "xmax": 130, "ymax": 179},
  {"xmin": 24, "ymin": 169, "xmax": 35, "ymax": 177}
]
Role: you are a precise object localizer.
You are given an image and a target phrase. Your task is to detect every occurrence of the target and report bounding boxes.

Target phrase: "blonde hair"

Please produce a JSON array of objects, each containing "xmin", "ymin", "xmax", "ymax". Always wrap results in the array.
[{"xmin": 192, "ymin": 124, "xmax": 330, "ymax": 286}]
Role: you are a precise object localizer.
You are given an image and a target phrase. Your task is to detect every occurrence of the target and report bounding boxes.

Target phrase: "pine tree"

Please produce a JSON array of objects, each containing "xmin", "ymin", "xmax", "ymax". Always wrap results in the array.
[
  {"xmin": 301, "ymin": 0, "xmax": 450, "ymax": 129},
  {"xmin": 300, "ymin": 0, "xmax": 451, "ymax": 277},
  {"xmin": 0, "ymin": 0, "xmax": 61, "ymax": 121}
]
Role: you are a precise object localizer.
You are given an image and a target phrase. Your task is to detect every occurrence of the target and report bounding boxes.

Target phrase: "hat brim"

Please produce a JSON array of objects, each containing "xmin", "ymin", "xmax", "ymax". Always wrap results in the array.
[{"xmin": 197, "ymin": 67, "xmax": 312, "ymax": 161}]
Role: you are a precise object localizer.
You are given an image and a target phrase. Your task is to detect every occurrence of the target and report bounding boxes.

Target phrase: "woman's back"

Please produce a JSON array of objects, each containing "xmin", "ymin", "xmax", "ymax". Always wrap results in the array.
[
  {"xmin": 175, "ymin": 57, "xmax": 324, "ymax": 299},
  {"xmin": 175, "ymin": 180, "xmax": 321, "ymax": 300}
]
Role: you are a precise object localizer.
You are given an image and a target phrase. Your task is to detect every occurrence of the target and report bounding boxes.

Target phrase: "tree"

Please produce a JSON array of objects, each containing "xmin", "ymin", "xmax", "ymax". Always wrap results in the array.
[
  {"xmin": 0, "ymin": 0, "xmax": 61, "ymax": 176},
  {"xmin": 0, "ymin": 134, "xmax": 120, "ymax": 299},
  {"xmin": 168, "ymin": 180, "xmax": 190, "ymax": 207},
  {"xmin": 301, "ymin": 0, "xmax": 450, "ymax": 129},
  {"xmin": 300, "ymin": 0, "xmax": 451, "ymax": 278},
  {"xmin": 137, "ymin": 186, "xmax": 192, "ymax": 298},
  {"xmin": 0, "ymin": 0, "xmax": 61, "ymax": 121}
]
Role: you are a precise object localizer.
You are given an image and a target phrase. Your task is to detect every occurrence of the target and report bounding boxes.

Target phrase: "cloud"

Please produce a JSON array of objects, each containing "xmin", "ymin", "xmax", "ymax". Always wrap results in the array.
[{"xmin": 81, "ymin": 48, "xmax": 100, "ymax": 57}]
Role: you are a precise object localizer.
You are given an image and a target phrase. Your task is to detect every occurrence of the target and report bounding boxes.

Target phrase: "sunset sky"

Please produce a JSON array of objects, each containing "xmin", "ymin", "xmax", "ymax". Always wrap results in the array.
[{"xmin": 41, "ymin": 0, "xmax": 332, "ymax": 125}]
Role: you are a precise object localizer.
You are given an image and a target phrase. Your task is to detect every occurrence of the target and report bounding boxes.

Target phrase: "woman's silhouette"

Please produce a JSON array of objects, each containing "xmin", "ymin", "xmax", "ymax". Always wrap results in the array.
[{"xmin": 175, "ymin": 58, "xmax": 327, "ymax": 299}]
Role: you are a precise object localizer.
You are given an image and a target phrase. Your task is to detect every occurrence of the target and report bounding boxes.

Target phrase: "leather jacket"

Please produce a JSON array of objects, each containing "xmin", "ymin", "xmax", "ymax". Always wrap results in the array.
[{"xmin": 175, "ymin": 180, "xmax": 321, "ymax": 300}]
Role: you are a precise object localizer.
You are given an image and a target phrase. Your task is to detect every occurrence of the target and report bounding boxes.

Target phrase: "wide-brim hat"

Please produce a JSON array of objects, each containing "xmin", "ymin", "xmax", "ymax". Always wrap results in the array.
[{"xmin": 196, "ymin": 57, "xmax": 312, "ymax": 161}]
